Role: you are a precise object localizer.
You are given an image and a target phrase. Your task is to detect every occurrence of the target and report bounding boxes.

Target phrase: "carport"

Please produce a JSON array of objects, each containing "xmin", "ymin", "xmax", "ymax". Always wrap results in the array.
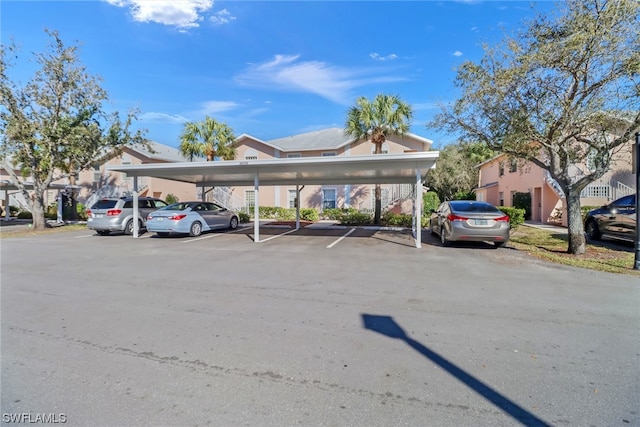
[{"xmin": 107, "ymin": 152, "xmax": 439, "ymax": 248}]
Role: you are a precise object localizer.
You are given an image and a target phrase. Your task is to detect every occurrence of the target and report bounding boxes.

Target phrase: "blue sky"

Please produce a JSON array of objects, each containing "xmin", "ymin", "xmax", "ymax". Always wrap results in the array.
[{"xmin": 2, "ymin": 0, "xmax": 556, "ymax": 149}]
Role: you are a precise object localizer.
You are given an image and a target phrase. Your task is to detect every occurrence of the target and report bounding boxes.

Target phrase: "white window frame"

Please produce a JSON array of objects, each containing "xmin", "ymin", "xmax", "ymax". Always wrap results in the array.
[
  {"xmin": 288, "ymin": 189, "xmax": 297, "ymax": 209},
  {"xmin": 322, "ymin": 188, "xmax": 337, "ymax": 210},
  {"xmin": 245, "ymin": 190, "xmax": 255, "ymax": 208}
]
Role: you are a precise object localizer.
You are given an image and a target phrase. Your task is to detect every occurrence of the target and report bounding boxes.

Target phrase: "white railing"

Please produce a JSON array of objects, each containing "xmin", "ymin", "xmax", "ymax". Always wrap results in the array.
[
  {"xmin": 614, "ymin": 181, "xmax": 635, "ymax": 200},
  {"xmin": 580, "ymin": 179, "xmax": 635, "ymax": 201},
  {"xmin": 544, "ymin": 171, "xmax": 565, "ymax": 197},
  {"xmin": 211, "ymin": 186, "xmax": 249, "ymax": 213}
]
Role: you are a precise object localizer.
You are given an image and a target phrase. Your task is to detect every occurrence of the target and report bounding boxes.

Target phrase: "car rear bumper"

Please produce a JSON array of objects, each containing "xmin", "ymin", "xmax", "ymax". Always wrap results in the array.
[
  {"xmin": 448, "ymin": 222, "xmax": 510, "ymax": 243},
  {"xmin": 87, "ymin": 218, "xmax": 125, "ymax": 231}
]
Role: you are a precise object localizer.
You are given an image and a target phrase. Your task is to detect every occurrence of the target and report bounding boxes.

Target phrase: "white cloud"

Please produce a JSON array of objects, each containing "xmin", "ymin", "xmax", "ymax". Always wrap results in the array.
[
  {"xmin": 452, "ymin": 51, "xmax": 463, "ymax": 57},
  {"xmin": 199, "ymin": 101, "xmax": 240, "ymax": 115},
  {"xmin": 104, "ymin": 0, "xmax": 213, "ymax": 29},
  {"xmin": 210, "ymin": 8, "xmax": 236, "ymax": 25},
  {"xmin": 139, "ymin": 112, "xmax": 190, "ymax": 124},
  {"xmin": 235, "ymin": 54, "xmax": 406, "ymax": 104},
  {"xmin": 370, "ymin": 52, "xmax": 398, "ymax": 61}
]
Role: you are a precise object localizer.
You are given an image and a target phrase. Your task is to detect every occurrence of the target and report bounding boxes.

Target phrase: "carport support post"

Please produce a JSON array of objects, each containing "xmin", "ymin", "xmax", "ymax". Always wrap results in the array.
[
  {"xmin": 415, "ymin": 167, "xmax": 422, "ymax": 249},
  {"xmin": 254, "ymin": 174, "xmax": 260, "ymax": 243},
  {"xmin": 295, "ymin": 185, "xmax": 301, "ymax": 230},
  {"xmin": 133, "ymin": 176, "xmax": 139, "ymax": 238},
  {"xmin": 4, "ymin": 190, "xmax": 9, "ymax": 220}
]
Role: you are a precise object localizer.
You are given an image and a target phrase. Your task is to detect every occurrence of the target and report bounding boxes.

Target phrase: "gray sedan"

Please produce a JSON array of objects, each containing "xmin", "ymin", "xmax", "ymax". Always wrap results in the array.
[{"xmin": 430, "ymin": 200, "xmax": 510, "ymax": 247}]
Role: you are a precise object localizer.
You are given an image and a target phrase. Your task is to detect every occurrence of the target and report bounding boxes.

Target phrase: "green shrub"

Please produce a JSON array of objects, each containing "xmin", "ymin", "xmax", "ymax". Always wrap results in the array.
[
  {"xmin": 512, "ymin": 192, "xmax": 532, "ymax": 220},
  {"xmin": 165, "ymin": 193, "xmax": 179, "ymax": 204},
  {"xmin": 238, "ymin": 212, "xmax": 250, "ymax": 223},
  {"xmin": 9, "ymin": 205, "xmax": 20, "ymax": 216},
  {"xmin": 300, "ymin": 208, "xmax": 319, "ymax": 222},
  {"xmin": 423, "ymin": 191, "xmax": 440, "ymax": 215},
  {"xmin": 17, "ymin": 211, "xmax": 33, "ymax": 219},
  {"xmin": 339, "ymin": 211, "xmax": 373, "ymax": 225},
  {"xmin": 497, "ymin": 206, "xmax": 525, "ymax": 230},
  {"xmin": 453, "ymin": 191, "xmax": 476, "ymax": 200},
  {"xmin": 381, "ymin": 212, "xmax": 429, "ymax": 228},
  {"xmin": 322, "ymin": 208, "xmax": 344, "ymax": 220}
]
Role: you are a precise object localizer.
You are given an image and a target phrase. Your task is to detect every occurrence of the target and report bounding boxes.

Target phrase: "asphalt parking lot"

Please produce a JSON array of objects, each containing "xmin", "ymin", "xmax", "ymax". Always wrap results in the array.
[{"xmin": 1, "ymin": 225, "xmax": 639, "ymax": 426}]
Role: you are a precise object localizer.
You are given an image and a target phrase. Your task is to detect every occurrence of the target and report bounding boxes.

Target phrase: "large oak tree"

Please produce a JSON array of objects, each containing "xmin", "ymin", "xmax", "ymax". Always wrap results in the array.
[
  {"xmin": 431, "ymin": 0, "xmax": 640, "ymax": 254},
  {"xmin": 0, "ymin": 30, "xmax": 147, "ymax": 230}
]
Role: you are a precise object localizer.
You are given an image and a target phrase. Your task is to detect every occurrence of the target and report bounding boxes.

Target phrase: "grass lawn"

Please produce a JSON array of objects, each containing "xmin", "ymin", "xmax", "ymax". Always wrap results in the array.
[{"xmin": 509, "ymin": 225, "xmax": 639, "ymax": 276}]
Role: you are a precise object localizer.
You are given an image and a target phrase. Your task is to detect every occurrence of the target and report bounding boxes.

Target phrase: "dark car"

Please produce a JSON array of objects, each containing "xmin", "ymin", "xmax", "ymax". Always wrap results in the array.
[
  {"xmin": 584, "ymin": 194, "xmax": 636, "ymax": 243},
  {"xmin": 87, "ymin": 197, "xmax": 168, "ymax": 235},
  {"xmin": 430, "ymin": 200, "xmax": 510, "ymax": 247}
]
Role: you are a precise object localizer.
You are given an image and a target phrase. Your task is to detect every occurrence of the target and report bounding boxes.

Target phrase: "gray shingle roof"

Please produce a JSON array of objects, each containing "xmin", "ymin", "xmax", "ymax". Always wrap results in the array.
[{"xmin": 267, "ymin": 128, "xmax": 353, "ymax": 151}]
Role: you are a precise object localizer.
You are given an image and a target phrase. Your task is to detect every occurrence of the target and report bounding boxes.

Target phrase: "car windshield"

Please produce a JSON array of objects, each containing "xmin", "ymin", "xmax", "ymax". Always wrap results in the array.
[
  {"xmin": 158, "ymin": 202, "xmax": 193, "ymax": 211},
  {"xmin": 450, "ymin": 201, "xmax": 501, "ymax": 213}
]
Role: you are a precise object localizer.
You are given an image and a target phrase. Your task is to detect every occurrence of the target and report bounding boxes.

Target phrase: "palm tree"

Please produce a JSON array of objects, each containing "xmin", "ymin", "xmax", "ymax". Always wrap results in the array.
[
  {"xmin": 179, "ymin": 116, "xmax": 236, "ymax": 161},
  {"xmin": 344, "ymin": 94, "xmax": 413, "ymax": 224}
]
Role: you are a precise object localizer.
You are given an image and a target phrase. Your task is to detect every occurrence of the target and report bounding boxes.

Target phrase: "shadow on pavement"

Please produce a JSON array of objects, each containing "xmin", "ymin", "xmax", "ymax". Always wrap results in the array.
[{"xmin": 362, "ymin": 314, "xmax": 552, "ymax": 427}]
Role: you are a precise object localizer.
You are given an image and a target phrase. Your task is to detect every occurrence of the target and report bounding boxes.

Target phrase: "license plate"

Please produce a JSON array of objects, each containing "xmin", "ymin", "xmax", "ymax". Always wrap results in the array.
[
  {"xmin": 94, "ymin": 214, "xmax": 104, "ymax": 218},
  {"xmin": 156, "ymin": 217, "xmax": 164, "ymax": 222},
  {"xmin": 474, "ymin": 219, "xmax": 488, "ymax": 225}
]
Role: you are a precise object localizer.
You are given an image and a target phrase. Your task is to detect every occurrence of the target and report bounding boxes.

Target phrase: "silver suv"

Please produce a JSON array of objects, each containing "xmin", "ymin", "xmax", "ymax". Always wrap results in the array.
[{"xmin": 87, "ymin": 197, "xmax": 168, "ymax": 235}]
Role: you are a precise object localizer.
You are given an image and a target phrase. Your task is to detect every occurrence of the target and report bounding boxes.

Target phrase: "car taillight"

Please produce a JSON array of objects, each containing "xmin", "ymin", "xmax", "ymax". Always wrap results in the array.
[
  {"xmin": 107, "ymin": 209, "xmax": 122, "ymax": 216},
  {"xmin": 447, "ymin": 213, "xmax": 469, "ymax": 221},
  {"xmin": 147, "ymin": 214, "xmax": 153, "ymax": 220},
  {"xmin": 86, "ymin": 209, "xmax": 92, "ymax": 216},
  {"xmin": 168, "ymin": 214, "xmax": 187, "ymax": 220},
  {"xmin": 495, "ymin": 215, "xmax": 510, "ymax": 222}
]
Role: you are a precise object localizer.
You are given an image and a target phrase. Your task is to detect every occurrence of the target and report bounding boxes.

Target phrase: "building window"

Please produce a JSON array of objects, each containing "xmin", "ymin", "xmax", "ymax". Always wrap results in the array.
[
  {"xmin": 288, "ymin": 190, "xmax": 297, "ymax": 208},
  {"xmin": 245, "ymin": 190, "xmax": 255, "ymax": 208},
  {"xmin": 322, "ymin": 152, "xmax": 337, "ymax": 157},
  {"xmin": 287, "ymin": 153, "xmax": 302, "ymax": 158},
  {"xmin": 93, "ymin": 165, "xmax": 101, "ymax": 183},
  {"xmin": 509, "ymin": 159, "xmax": 517, "ymax": 173},
  {"xmin": 499, "ymin": 192, "xmax": 504, "ymax": 206},
  {"xmin": 322, "ymin": 188, "xmax": 337, "ymax": 209},
  {"xmin": 498, "ymin": 162, "xmax": 505, "ymax": 176},
  {"xmin": 245, "ymin": 156, "xmax": 258, "ymax": 160}
]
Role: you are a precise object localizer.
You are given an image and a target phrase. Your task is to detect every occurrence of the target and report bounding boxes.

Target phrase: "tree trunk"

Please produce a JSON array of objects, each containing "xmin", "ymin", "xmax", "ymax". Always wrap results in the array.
[
  {"xmin": 374, "ymin": 184, "xmax": 382, "ymax": 225},
  {"xmin": 565, "ymin": 189, "xmax": 586, "ymax": 255},
  {"xmin": 28, "ymin": 193, "xmax": 47, "ymax": 231}
]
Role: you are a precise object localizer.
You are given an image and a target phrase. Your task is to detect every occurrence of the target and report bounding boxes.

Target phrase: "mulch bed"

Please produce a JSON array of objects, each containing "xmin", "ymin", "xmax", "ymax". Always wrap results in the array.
[{"xmin": 264, "ymin": 220, "xmax": 315, "ymax": 228}]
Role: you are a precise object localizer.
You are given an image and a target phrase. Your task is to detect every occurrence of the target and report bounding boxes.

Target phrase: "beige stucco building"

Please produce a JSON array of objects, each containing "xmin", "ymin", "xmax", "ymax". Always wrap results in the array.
[{"xmin": 475, "ymin": 141, "xmax": 635, "ymax": 226}]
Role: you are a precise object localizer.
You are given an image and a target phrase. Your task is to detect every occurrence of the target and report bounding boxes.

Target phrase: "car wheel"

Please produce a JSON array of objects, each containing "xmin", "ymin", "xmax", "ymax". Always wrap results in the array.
[
  {"xmin": 189, "ymin": 221, "xmax": 202, "ymax": 237},
  {"xmin": 440, "ymin": 227, "xmax": 449, "ymax": 247},
  {"xmin": 97, "ymin": 230, "xmax": 110, "ymax": 236},
  {"xmin": 125, "ymin": 219, "xmax": 142, "ymax": 235},
  {"xmin": 585, "ymin": 220, "xmax": 601, "ymax": 241},
  {"xmin": 156, "ymin": 232, "xmax": 169, "ymax": 237},
  {"xmin": 124, "ymin": 220, "xmax": 133, "ymax": 235},
  {"xmin": 229, "ymin": 216, "xmax": 238, "ymax": 230}
]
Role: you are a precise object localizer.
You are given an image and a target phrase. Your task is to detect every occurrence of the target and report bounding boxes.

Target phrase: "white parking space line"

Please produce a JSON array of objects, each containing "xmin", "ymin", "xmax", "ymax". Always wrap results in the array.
[
  {"xmin": 326, "ymin": 228, "xmax": 356, "ymax": 248},
  {"xmin": 258, "ymin": 228, "xmax": 298, "ymax": 242},
  {"xmin": 73, "ymin": 234, "xmax": 95, "ymax": 239},
  {"xmin": 182, "ymin": 226, "xmax": 248, "ymax": 244}
]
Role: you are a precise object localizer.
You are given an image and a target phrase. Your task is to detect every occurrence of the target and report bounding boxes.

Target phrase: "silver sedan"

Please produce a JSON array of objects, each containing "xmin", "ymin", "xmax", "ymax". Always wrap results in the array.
[{"xmin": 430, "ymin": 200, "xmax": 510, "ymax": 247}]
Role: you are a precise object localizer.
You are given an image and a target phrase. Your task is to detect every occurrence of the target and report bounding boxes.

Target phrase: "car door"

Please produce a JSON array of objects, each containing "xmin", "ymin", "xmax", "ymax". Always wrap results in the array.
[
  {"xmin": 434, "ymin": 202, "xmax": 449, "ymax": 235},
  {"xmin": 618, "ymin": 195, "xmax": 636, "ymax": 241},
  {"xmin": 206, "ymin": 203, "xmax": 228, "ymax": 228},
  {"xmin": 605, "ymin": 195, "xmax": 634, "ymax": 239}
]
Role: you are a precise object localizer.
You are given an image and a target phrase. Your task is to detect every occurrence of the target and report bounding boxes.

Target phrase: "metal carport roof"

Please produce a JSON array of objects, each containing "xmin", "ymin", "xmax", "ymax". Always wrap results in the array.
[{"xmin": 107, "ymin": 151, "xmax": 440, "ymax": 247}]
